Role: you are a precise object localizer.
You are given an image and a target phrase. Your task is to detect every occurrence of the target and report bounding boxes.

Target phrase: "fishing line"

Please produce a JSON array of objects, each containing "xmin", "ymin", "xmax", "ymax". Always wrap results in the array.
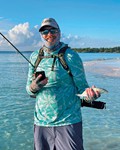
[{"xmin": 0, "ymin": 32, "xmax": 34, "ymax": 68}]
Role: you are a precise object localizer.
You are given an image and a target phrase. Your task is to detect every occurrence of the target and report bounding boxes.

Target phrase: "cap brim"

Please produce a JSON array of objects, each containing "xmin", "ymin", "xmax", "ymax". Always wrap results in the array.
[{"xmin": 39, "ymin": 24, "xmax": 59, "ymax": 32}]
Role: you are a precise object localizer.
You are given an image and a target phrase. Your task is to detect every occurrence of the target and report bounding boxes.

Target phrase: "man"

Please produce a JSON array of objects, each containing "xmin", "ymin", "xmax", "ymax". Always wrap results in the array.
[{"xmin": 26, "ymin": 18, "xmax": 100, "ymax": 150}]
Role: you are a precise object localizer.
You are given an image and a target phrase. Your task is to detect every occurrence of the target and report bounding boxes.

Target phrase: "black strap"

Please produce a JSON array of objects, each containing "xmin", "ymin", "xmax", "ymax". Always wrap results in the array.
[
  {"xmin": 58, "ymin": 46, "xmax": 73, "ymax": 77},
  {"xmin": 81, "ymin": 100, "xmax": 106, "ymax": 109},
  {"xmin": 34, "ymin": 47, "xmax": 44, "ymax": 73},
  {"xmin": 51, "ymin": 56, "xmax": 57, "ymax": 71}
]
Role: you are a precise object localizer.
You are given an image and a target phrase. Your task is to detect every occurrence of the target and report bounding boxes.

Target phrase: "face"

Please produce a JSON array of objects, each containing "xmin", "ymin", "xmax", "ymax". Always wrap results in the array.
[{"xmin": 41, "ymin": 26, "xmax": 60, "ymax": 45}]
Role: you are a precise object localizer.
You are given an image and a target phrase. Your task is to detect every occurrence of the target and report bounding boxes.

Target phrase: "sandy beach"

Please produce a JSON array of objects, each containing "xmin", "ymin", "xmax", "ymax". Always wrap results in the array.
[{"xmin": 84, "ymin": 59, "xmax": 120, "ymax": 77}]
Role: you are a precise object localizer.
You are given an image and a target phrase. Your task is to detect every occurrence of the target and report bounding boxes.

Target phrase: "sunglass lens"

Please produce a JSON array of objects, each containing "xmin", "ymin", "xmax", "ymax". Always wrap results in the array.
[
  {"xmin": 41, "ymin": 30, "xmax": 49, "ymax": 35},
  {"xmin": 50, "ymin": 29, "xmax": 58, "ymax": 34}
]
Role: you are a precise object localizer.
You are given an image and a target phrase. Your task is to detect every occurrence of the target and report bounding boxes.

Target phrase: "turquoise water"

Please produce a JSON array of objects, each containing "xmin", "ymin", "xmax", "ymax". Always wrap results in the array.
[{"xmin": 0, "ymin": 52, "xmax": 120, "ymax": 150}]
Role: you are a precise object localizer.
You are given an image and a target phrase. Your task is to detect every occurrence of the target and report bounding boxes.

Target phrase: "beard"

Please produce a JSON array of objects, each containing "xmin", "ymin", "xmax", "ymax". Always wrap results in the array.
[{"xmin": 41, "ymin": 32, "xmax": 61, "ymax": 50}]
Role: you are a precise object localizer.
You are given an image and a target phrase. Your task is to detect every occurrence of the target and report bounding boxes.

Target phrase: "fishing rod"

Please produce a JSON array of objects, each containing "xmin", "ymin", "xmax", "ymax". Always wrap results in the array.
[{"xmin": 0, "ymin": 32, "xmax": 35, "ymax": 67}]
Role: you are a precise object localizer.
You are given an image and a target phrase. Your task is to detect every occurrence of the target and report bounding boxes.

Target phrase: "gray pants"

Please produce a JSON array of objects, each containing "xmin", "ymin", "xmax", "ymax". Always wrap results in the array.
[{"xmin": 34, "ymin": 122, "xmax": 84, "ymax": 150}]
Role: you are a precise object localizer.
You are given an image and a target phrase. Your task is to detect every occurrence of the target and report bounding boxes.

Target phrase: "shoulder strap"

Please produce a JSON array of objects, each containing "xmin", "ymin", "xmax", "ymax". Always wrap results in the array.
[
  {"xmin": 58, "ymin": 46, "xmax": 73, "ymax": 77},
  {"xmin": 34, "ymin": 45, "xmax": 73, "ymax": 77},
  {"xmin": 34, "ymin": 47, "xmax": 44, "ymax": 73}
]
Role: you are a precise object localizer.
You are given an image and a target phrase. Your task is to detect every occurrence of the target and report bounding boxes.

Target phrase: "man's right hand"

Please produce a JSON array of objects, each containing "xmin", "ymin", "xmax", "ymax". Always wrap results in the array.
[{"xmin": 30, "ymin": 74, "xmax": 48, "ymax": 93}]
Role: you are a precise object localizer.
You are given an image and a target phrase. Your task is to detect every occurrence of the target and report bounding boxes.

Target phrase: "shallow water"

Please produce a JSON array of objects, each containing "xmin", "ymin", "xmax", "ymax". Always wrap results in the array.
[
  {"xmin": 82, "ymin": 72, "xmax": 120, "ymax": 150},
  {"xmin": 0, "ymin": 52, "xmax": 120, "ymax": 150}
]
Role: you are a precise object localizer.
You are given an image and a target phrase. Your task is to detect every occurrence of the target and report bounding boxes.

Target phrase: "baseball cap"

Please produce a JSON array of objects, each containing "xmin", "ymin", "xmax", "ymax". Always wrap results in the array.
[{"xmin": 39, "ymin": 18, "xmax": 60, "ymax": 32}]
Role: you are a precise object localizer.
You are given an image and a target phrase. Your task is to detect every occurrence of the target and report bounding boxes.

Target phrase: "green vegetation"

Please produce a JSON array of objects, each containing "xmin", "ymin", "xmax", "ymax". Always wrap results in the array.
[{"xmin": 73, "ymin": 46, "xmax": 120, "ymax": 53}]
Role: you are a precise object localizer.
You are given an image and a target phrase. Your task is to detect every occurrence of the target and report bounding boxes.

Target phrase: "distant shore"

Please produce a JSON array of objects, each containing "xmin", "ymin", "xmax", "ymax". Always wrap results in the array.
[{"xmin": 74, "ymin": 46, "xmax": 120, "ymax": 53}]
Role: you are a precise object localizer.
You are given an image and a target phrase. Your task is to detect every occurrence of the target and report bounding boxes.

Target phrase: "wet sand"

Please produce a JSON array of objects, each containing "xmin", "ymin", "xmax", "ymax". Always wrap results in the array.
[{"xmin": 83, "ymin": 59, "xmax": 120, "ymax": 77}]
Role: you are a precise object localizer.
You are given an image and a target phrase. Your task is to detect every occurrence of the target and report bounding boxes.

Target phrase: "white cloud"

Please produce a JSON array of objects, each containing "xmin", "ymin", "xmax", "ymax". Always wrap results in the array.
[
  {"xmin": 8, "ymin": 22, "xmax": 33, "ymax": 44},
  {"xmin": 0, "ymin": 22, "xmax": 120, "ymax": 51},
  {"xmin": 0, "ymin": 22, "xmax": 42, "ymax": 51},
  {"xmin": 61, "ymin": 33, "xmax": 120, "ymax": 48}
]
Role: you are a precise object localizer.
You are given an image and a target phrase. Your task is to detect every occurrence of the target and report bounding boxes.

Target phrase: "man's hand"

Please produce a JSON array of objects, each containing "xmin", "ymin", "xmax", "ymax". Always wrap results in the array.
[
  {"xmin": 85, "ymin": 85, "xmax": 101, "ymax": 101},
  {"xmin": 30, "ymin": 74, "xmax": 48, "ymax": 93}
]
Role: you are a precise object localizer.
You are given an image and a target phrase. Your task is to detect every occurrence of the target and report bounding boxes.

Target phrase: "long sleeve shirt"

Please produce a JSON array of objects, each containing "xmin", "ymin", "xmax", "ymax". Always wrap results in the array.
[{"xmin": 26, "ymin": 42, "xmax": 89, "ymax": 127}]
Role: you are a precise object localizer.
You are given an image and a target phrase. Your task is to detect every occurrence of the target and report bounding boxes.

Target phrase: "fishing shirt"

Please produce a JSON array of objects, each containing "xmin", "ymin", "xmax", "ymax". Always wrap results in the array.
[{"xmin": 26, "ymin": 42, "xmax": 89, "ymax": 127}]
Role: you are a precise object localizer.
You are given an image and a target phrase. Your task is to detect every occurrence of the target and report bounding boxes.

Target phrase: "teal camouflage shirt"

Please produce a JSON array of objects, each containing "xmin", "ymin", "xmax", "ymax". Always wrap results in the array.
[{"xmin": 26, "ymin": 42, "xmax": 89, "ymax": 127}]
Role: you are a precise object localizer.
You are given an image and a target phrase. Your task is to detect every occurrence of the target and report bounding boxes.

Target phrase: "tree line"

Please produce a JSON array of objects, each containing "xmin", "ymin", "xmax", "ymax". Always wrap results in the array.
[{"xmin": 73, "ymin": 46, "xmax": 120, "ymax": 53}]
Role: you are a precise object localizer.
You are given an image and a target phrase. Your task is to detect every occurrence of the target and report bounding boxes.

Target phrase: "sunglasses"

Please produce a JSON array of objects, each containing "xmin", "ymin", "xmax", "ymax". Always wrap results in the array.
[{"xmin": 41, "ymin": 29, "xmax": 58, "ymax": 35}]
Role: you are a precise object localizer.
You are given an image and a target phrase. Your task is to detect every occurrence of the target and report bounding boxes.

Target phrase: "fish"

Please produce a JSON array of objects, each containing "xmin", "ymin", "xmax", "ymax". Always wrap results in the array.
[{"xmin": 76, "ymin": 87, "xmax": 108, "ymax": 102}]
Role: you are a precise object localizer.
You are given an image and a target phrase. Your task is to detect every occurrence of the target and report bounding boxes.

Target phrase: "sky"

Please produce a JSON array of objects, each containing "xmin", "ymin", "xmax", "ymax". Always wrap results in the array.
[{"xmin": 0, "ymin": 0, "xmax": 120, "ymax": 51}]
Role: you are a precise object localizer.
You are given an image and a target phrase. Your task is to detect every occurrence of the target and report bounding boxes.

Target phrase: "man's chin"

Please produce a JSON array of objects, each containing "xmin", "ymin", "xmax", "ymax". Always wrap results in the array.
[{"xmin": 47, "ymin": 40, "xmax": 56, "ymax": 44}]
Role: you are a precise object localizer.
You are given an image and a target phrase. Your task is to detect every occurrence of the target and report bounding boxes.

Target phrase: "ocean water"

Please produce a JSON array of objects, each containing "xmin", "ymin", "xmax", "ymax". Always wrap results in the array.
[{"xmin": 0, "ymin": 51, "xmax": 120, "ymax": 150}]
